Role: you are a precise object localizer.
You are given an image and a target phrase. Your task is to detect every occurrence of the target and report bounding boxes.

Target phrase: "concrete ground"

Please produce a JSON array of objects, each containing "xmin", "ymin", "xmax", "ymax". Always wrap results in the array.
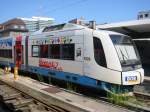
[{"xmin": 0, "ymin": 70, "xmax": 134, "ymax": 112}]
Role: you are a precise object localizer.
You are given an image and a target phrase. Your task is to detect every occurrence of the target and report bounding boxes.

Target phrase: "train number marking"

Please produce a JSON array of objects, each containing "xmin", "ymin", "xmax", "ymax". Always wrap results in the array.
[{"xmin": 125, "ymin": 76, "xmax": 137, "ymax": 82}]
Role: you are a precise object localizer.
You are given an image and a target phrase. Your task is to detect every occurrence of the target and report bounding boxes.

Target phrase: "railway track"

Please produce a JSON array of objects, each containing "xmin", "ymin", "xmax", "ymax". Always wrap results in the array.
[
  {"xmin": 78, "ymin": 87, "xmax": 150, "ymax": 112},
  {"xmin": 0, "ymin": 69, "xmax": 149, "ymax": 112},
  {"xmin": 134, "ymin": 91, "xmax": 150, "ymax": 100},
  {"xmin": 0, "ymin": 81, "xmax": 69, "ymax": 112}
]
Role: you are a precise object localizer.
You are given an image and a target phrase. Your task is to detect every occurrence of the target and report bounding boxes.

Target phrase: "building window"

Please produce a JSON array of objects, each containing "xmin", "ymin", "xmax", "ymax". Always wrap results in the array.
[
  {"xmin": 139, "ymin": 14, "xmax": 143, "ymax": 18},
  {"xmin": 93, "ymin": 37, "xmax": 107, "ymax": 68},
  {"xmin": 32, "ymin": 45, "xmax": 39, "ymax": 57},
  {"xmin": 49, "ymin": 44, "xmax": 60, "ymax": 59},
  {"xmin": 40, "ymin": 45, "xmax": 48, "ymax": 58},
  {"xmin": 145, "ymin": 14, "xmax": 149, "ymax": 18},
  {"xmin": 61, "ymin": 44, "xmax": 74, "ymax": 60},
  {"xmin": 14, "ymin": 25, "xmax": 18, "ymax": 29}
]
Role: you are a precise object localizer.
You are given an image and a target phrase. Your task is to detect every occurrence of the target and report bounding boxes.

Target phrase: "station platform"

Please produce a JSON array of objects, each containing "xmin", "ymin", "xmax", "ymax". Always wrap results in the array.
[
  {"xmin": 144, "ymin": 76, "xmax": 150, "ymax": 81},
  {"xmin": 0, "ymin": 70, "xmax": 133, "ymax": 112}
]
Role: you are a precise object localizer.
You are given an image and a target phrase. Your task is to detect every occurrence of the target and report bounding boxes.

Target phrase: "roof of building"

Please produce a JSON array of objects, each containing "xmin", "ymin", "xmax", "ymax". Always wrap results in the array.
[
  {"xmin": 2, "ymin": 18, "xmax": 26, "ymax": 26},
  {"xmin": 0, "ymin": 18, "xmax": 28, "ymax": 33},
  {"xmin": 97, "ymin": 19, "xmax": 150, "ymax": 38},
  {"xmin": 19, "ymin": 16, "xmax": 55, "ymax": 21}
]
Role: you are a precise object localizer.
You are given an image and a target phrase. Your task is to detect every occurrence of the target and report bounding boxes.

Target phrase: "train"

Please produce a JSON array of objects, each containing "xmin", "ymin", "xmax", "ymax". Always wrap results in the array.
[{"xmin": 0, "ymin": 23, "xmax": 144, "ymax": 93}]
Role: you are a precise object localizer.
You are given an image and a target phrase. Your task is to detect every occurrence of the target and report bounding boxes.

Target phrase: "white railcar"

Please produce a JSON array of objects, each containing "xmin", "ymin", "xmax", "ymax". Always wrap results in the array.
[
  {"xmin": 27, "ymin": 23, "xmax": 144, "ymax": 92},
  {"xmin": 0, "ymin": 23, "xmax": 144, "ymax": 93}
]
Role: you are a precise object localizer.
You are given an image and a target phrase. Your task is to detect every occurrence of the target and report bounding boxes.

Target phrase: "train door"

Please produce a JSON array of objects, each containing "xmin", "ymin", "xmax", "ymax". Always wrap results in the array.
[{"xmin": 14, "ymin": 36, "xmax": 23, "ymax": 68}]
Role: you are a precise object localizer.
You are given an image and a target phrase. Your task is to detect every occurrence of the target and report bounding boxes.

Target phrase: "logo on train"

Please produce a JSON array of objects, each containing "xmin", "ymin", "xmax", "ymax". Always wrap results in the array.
[{"xmin": 39, "ymin": 59, "xmax": 63, "ymax": 71}]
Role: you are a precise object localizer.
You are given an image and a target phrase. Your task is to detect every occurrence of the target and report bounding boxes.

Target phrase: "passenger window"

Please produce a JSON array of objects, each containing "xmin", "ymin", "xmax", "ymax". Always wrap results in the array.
[
  {"xmin": 61, "ymin": 44, "xmax": 74, "ymax": 60},
  {"xmin": 93, "ymin": 37, "xmax": 107, "ymax": 67},
  {"xmin": 0, "ymin": 49, "xmax": 12, "ymax": 58},
  {"xmin": 32, "ymin": 45, "xmax": 39, "ymax": 57},
  {"xmin": 49, "ymin": 44, "xmax": 60, "ymax": 59},
  {"xmin": 40, "ymin": 45, "xmax": 48, "ymax": 58}
]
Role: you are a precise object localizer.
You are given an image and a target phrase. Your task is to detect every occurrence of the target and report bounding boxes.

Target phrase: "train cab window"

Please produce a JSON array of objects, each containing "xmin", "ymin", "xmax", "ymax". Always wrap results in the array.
[
  {"xmin": 61, "ymin": 44, "xmax": 75, "ymax": 60},
  {"xmin": 49, "ymin": 44, "xmax": 60, "ymax": 59},
  {"xmin": 93, "ymin": 37, "xmax": 107, "ymax": 68},
  {"xmin": 40, "ymin": 45, "xmax": 48, "ymax": 58},
  {"xmin": 32, "ymin": 45, "xmax": 39, "ymax": 57}
]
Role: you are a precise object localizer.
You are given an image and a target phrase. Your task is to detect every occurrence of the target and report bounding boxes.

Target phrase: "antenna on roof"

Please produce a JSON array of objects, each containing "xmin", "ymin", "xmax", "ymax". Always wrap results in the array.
[{"xmin": 68, "ymin": 17, "xmax": 85, "ymax": 25}]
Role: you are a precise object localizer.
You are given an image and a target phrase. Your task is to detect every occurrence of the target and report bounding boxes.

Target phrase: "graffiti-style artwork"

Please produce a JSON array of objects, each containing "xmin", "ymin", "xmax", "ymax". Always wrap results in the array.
[
  {"xmin": 0, "ymin": 38, "xmax": 12, "ymax": 49},
  {"xmin": 15, "ymin": 36, "xmax": 22, "ymax": 67},
  {"xmin": 32, "ymin": 36, "xmax": 72, "ymax": 45},
  {"xmin": 50, "ymin": 37, "xmax": 72, "ymax": 44},
  {"xmin": 39, "ymin": 59, "xmax": 63, "ymax": 71}
]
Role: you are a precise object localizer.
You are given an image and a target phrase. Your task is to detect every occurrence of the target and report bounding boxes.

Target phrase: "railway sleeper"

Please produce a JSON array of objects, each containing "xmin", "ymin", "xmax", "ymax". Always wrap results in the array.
[
  {"xmin": 14, "ymin": 106, "xmax": 31, "ymax": 112},
  {"xmin": 0, "ymin": 91, "xmax": 6, "ymax": 96},
  {"xmin": 0, "ymin": 86, "xmax": 18, "ymax": 94},
  {"xmin": 2, "ymin": 93, "xmax": 21, "ymax": 101},
  {"xmin": 28, "ymin": 103, "xmax": 53, "ymax": 112},
  {"xmin": 5, "ymin": 98, "xmax": 34, "ymax": 110},
  {"xmin": 48, "ymin": 105, "xmax": 69, "ymax": 112}
]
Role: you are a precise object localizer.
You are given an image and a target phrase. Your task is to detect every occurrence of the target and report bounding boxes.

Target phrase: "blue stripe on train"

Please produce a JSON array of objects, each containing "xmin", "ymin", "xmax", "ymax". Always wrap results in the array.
[
  {"xmin": 0, "ymin": 61, "xmax": 110, "ymax": 91},
  {"xmin": 27, "ymin": 65, "xmax": 107, "ymax": 89}
]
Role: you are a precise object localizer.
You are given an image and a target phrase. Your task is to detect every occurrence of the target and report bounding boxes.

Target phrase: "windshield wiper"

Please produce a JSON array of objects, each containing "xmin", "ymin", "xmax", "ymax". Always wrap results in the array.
[{"xmin": 119, "ymin": 48, "xmax": 128, "ymax": 64}]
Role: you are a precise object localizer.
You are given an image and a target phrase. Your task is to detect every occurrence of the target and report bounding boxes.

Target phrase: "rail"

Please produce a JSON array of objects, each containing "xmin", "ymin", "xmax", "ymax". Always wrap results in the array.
[{"xmin": 0, "ymin": 81, "xmax": 69, "ymax": 112}]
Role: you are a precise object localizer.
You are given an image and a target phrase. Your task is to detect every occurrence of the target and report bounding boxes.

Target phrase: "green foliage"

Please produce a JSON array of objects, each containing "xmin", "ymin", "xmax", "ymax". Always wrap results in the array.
[
  {"xmin": 107, "ymin": 85, "xmax": 130, "ymax": 105},
  {"xmin": 66, "ymin": 82, "xmax": 77, "ymax": 92},
  {"xmin": 37, "ymin": 74, "xmax": 44, "ymax": 82}
]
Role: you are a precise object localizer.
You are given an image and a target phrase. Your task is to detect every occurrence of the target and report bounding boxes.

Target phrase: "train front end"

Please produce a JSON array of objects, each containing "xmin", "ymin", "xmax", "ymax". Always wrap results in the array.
[
  {"xmin": 110, "ymin": 35, "xmax": 144, "ymax": 86},
  {"xmin": 90, "ymin": 30, "xmax": 144, "ymax": 93}
]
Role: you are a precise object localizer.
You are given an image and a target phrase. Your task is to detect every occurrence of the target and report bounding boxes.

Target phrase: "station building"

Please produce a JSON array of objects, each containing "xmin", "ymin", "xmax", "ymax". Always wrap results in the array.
[
  {"xmin": 0, "ymin": 18, "xmax": 28, "ymax": 38},
  {"xmin": 138, "ymin": 10, "xmax": 150, "ymax": 20},
  {"xmin": 0, "ymin": 16, "xmax": 54, "ymax": 38},
  {"xmin": 19, "ymin": 16, "xmax": 54, "ymax": 33}
]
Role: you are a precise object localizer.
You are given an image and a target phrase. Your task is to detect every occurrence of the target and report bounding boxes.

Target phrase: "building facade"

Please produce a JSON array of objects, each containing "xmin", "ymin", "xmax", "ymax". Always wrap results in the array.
[
  {"xmin": 19, "ymin": 16, "xmax": 54, "ymax": 32},
  {"xmin": 0, "ymin": 16, "xmax": 54, "ymax": 38},
  {"xmin": 0, "ymin": 18, "xmax": 28, "ymax": 38},
  {"xmin": 138, "ymin": 10, "xmax": 150, "ymax": 20}
]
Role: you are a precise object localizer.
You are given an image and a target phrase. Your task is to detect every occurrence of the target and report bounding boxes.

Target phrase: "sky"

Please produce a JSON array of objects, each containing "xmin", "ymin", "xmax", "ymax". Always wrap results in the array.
[{"xmin": 0, "ymin": 0, "xmax": 150, "ymax": 24}]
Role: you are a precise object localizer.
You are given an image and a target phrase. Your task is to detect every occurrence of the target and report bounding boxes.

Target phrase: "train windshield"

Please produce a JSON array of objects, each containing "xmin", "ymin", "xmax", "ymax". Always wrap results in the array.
[{"xmin": 110, "ymin": 35, "xmax": 141, "ymax": 71}]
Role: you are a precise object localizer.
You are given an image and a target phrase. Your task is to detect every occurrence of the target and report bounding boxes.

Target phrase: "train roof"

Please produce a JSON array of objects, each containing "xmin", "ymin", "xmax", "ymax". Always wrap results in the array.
[
  {"xmin": 31, "ymin": 23, "xmax": 85, "ymax": 35},
  {"xmin": 97, "ymin": 29, "xmax": 127, "ymax": 36},
  {"xmin": 31, "ymin": 23, "xmax": 125, "ymax": 36}
]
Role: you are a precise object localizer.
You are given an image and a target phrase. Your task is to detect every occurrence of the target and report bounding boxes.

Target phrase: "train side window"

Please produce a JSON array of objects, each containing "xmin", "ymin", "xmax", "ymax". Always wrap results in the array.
[
  {"xmin": 32, "ymin": 45, "xmax": 39, "ymax": 57},
  {"xmin": 40, "ymin": 45, "xmax": 48, "ymax": 58},
  {"xmin": 0, "ymin": 50, "xmax": 3, "ymax": 57},
  {"xmin": 8, "ymin": 49, "xmax": 12, "ymax": 58},
  {"xmin": 0, "ymin": 49, "xmax": 12, "ymax": 58},
  {"xmin": 61, "ymin": 44, "xmax": 75, "ymax": 60},
  {"xmin": 49, "ymin": 44, "xmax": 60, "ymax": 59},
  {"xmin": 93, "ymin": 37, "xmax": 107, "ymax": 68},
  {"xmin": 0, "ymin": 50, "xmax": 1, "ymax": 57},
  {"xmin": 9, "ymin": 49, "xmax": 12, "ymax": 58}
]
